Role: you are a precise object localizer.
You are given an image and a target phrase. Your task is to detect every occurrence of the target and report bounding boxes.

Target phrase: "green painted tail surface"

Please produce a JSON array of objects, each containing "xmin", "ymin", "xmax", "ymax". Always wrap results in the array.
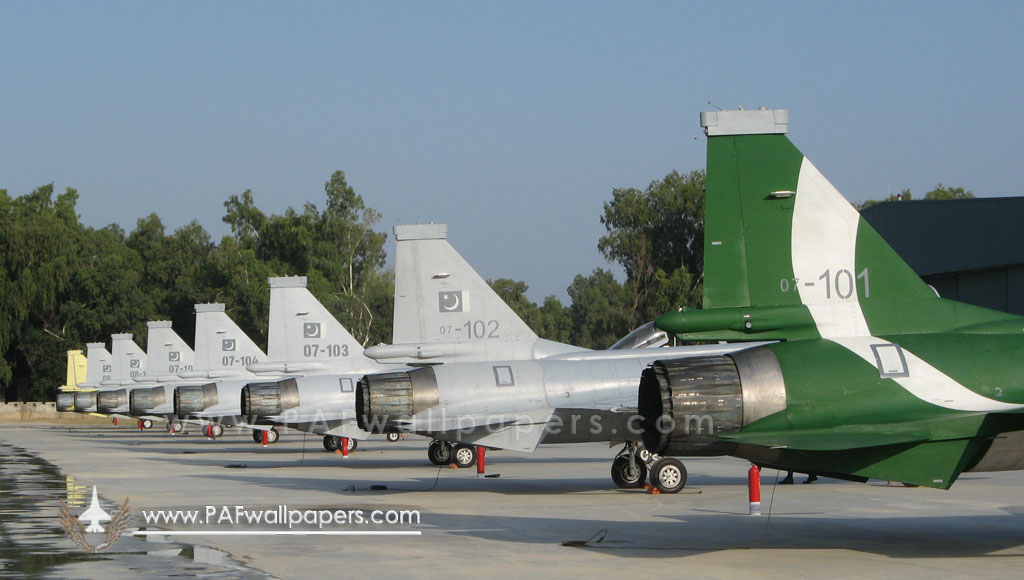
[{"xmin": 696, "ymin": 120, "xmax": 1018, "ymax": 338}]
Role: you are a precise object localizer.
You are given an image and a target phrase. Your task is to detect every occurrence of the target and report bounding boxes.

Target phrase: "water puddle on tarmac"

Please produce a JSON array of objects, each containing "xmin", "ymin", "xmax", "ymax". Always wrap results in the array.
[{"xmin": 0, "ymin": 442, "xmax": 275, "ymax": 579}]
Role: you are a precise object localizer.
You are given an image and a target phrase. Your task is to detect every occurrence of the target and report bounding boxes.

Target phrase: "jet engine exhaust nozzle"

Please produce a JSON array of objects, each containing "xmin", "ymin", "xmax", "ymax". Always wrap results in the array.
[
  {"xmin": 638, "ymin": 347, "xmax": 787, "ymax": 456},
  {"xmin": 129, "ymin": 386, "xmax": 166, "ymax": 415},
  {"xmin": 240, "ymin": 379, "xmax": 299, "ymax": 422},
  {"xmin": 96, "ymin": 389, "xmax": 128, "ymax": 414},
  {"xmin": 74, "ymin": 391, "xmax": 97, "ymax": 411},
  {"xmin": 356, "ymin": 368, "xmax": 439, "ymax": 432},
  {"xmin": 174, "ymin": 383, "xmax": 219, "ymax": 419},
  {"xmin": 56, "ymin": 393, "xmax": 76, "ymax": 412}
]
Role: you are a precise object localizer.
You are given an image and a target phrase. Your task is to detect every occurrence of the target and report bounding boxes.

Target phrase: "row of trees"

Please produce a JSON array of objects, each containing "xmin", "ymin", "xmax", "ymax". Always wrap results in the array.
[{"xmin": 1, "ymin": 170, "xmax": 706, "ymax": 401}]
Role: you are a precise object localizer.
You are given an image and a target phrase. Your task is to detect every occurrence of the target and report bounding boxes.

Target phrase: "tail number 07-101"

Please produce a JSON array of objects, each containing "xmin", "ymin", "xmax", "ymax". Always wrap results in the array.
[{"xmin": 780, "ymin": 268, "xmax": 870, "ymax": 299}]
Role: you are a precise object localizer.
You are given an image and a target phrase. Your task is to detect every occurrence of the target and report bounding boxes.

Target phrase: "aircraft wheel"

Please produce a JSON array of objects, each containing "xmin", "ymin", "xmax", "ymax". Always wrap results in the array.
[
  {"xmin": 386, "ymin": 432, "xmax": 401, "ymax": 443},
  {"xmin": 169, "ymin": 421, "xmax": 184, "ymax": 433},
  {"xmin": 252, "ymin": 430, "xmax": 264, "ymax": 443},
  {"xmin": 142, "ymin": 419, "xmax": 154, "ymax": 430},
  {"xmin": 265, "ymin": 427, "xmax": 280, "ymax": 444},
  {"xmin": 649, "ymin": 457, "xmax": 687, "ymax": 493},
  {"xmin": 210, "ymin": 424, "xmax": 224, "ymax": 438},
  {"xmin": 452, "ymin": 444, "xmax": 477, "ymax": 468},
  {"xmin": 346, "ymin": 437, "xmax": 358, "ymax": 452},
  {"xmin": 323, "ymin": 435, "xmax": 341, "ymax": 452},
  {"xmin": 611, "ymin": 455, "xmax": 648, "ymax": 488},
  {"xmin": 427, "ymin": 440, "xmax": 453, "ymax": 465}
]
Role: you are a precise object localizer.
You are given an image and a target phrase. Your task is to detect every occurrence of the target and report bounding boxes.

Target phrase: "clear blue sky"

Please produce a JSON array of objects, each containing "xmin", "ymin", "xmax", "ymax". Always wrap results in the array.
[{"xmin": 3, "ymin": 1, "xmax": 1022, "ymax": 302}]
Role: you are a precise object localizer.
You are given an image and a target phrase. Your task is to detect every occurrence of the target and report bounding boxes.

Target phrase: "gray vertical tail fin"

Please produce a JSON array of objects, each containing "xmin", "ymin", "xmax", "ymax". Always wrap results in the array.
[
  {"xmin": 259, "ymin": 276, "xmax": 385, "ymax": 373},
  {"xmin": 186, "ymin": 304, "xmax": 266, "ymax": 378},
  {"xmin": 142, "ymin": 321, "xmax": 195, "ymax": 381},
  {"xmin": 83, "ymin": 343, "xmax": 112, "ymax": 386},
  {"xmin": 103, "ymin": 334, "xmax": 146, "ymax": 386},
  {"xmin": 364, "ymin": 224, "xmax": 580, "ymax": 362}
]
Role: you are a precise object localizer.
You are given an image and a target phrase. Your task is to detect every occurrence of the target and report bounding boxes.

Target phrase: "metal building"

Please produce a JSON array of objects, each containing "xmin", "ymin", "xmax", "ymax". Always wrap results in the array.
[{"xmin": 860, "ymin": 198, "xmax": 1024, "ymax": 316}]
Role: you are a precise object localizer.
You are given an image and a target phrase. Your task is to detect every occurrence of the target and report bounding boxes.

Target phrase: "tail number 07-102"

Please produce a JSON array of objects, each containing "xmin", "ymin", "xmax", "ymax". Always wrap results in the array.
[{"xmin": 438, "ymin": 320, "xmax": 500, "ymax": 339}]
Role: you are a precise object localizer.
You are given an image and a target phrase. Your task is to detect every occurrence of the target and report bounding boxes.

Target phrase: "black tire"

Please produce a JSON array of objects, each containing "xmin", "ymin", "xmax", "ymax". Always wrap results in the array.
[
  {"xmin": 252, "ymin": 429, "xmax": 264, "ymax": 443},
  {"xmin": 427, "ymin": 440, "xmax": 453, "ymax": 465},
  {"xmin": 171, "ymin": 421, "xmax": 184, "ymax": 433},
  {"xmin": 649, "ymin": 457, "xmax": 687, "ymax": 493},
  {"xmin": 346, "ymin": 437, "xmax": 358, "ymax": 452},
  {"xmin": 265, "ymin": 427, "xmax": 280, "ymax": 444},
  {"xmin": 142, "ymin": 419, "xmax": 154, "ymax": 430},
  {"xmin": 386, "ymin": 432, "xmax": 401, "ymax": 443},
  {"xmin": 452, "ymin": 444, "xmax": 477, "ymax": 468},
  {"xmin": 210, "ymin": 424, "xmax": 224, "ymax": 438},
  {"xmin": 611, "ymin": 455, "xmax": 648, "ymax": 488},
  {"xmin": 323, "ymin": 435, "xmax": 340, "ymax": 452}
]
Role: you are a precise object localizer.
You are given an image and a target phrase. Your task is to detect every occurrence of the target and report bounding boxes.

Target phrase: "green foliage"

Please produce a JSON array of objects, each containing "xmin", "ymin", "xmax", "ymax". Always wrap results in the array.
[
  {"xmin": 857, "ymin": 184, "xmax": 973, "ymax": 210},
  {"xmin": 598, "ymin": 170, "xmax": 705, "ymax": 330},
  {"xmin": 567, "ymin": 269, "xmax": 632, "ymax": 349},
  {"xmin": 1, "ymin": 170, "xmax": 393, "ymax": 401},
  {"xmin": 923, "ymin": 183, "xmax": 974, "ymax": 200}
]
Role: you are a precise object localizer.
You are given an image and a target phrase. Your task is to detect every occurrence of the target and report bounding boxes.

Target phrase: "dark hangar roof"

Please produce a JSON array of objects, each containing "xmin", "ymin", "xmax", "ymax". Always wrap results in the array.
[{"xmin": 859, "ymin": 197, "xmax": 1024, "ymax": 276}]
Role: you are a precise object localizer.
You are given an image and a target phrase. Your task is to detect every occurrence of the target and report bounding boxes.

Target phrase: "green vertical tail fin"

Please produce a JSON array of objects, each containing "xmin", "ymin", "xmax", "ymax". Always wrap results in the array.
[{"xmin": 660, "ymin": 109, "xmax": 1016, "ymax": 340}]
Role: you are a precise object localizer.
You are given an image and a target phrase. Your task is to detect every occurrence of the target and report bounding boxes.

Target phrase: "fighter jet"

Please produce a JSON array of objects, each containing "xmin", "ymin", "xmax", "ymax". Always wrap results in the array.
[
  {"xmin": 55, "ymin": 349, "xmax": 89, "ymax": 412},
  {"xmin": 83, "ymin": 334, "xmax": 147, "ymax": 424},
  {"xmin": 175, "ymin": 279, "xmax": 397, "ymax": 448},
  {"xmin": 69, "ymin": 343, "xmax": 112, "ymax": 416},
  {"xmin": 228, "ymin": 276, "xmax": 394, "ymax": 450},
  {"xmin": 638, "ymin": 108, "xmax": 1024, "ymax": 490},
  {"xmin": 174, "ymin": 303, "xmax": 270, "ymax": 439},
  {"xmin": 356, "ymin": 224, "xmax": 769, "ymax": 489},
  {"xmin": 120, "ymin": 321, "xmax": 198, "ymax": 431}
]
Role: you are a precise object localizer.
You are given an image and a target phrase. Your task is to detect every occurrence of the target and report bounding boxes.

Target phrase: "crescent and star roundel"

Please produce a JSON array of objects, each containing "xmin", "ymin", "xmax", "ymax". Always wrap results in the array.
[{"xmin": 438, "ymin": 291, "xmax": 467, "ymax": 313}]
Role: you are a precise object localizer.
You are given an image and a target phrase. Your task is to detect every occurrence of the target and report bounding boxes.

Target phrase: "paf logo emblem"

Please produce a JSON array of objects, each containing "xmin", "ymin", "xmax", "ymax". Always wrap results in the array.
[
  {"xmin": 58, "ymin": 486, "xmax": 131, "ymax": 553},
  {"xmin": 303, "ymin": 323, "xmax": 321, "ymax": 339},
  {"xmin": 439, "ymin": 291, "xmax": 469, "ymax": 313},
  {"xmin": 222, "ymin": 339, "xmax": 236, "ymax": 352}
]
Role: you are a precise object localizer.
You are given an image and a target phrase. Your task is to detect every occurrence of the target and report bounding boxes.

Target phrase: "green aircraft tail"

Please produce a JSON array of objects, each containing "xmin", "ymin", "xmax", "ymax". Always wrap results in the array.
[{"xmin": 658, "ymin": 109, "xmax": 1016, "ymax": 341}]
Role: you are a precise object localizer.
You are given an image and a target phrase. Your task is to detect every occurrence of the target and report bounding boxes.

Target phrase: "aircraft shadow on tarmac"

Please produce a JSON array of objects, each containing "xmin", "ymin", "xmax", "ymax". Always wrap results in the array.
[
  {"xmin": 185, "ymin": 471, "xmax": 656, "ymax": 495},
  {"xmin": 418, "ymin": 510, "xmax": 1024, "ymax": 560}
]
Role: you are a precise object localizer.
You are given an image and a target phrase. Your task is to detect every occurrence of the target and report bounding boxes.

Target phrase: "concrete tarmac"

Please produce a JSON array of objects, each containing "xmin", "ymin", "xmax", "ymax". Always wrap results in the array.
[{"xmin": 2, "ymin": 424, "xmax": 1024, "ymax": 579}]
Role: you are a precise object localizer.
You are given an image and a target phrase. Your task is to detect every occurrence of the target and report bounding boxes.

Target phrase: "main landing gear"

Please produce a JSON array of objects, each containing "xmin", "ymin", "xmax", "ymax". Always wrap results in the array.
[
  {"xmin": 611, "ymin": 442, "xmax": 688, "ymax": 493},
  {"xmin": 322, "ymin": 435, "xmax": 358, "ymax": 452},
  {"xmin": 426, "ymin": 440, "xmax": 477, "ymax": 468},
  {"xmin": 252, "ymin": 427, "xmax": 280, "ymax": 444},
  {"xmin": 203, "ymin": 423, "xmax": 224, "ymax": 438},
  {"xmin": 427, "ymin": 440, "xmax": 453, "ymax": 465}
]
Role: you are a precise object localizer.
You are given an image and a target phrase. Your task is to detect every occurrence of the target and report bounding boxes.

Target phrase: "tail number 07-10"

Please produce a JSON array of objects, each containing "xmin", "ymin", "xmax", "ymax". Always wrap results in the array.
[
  {"xmin": 438, "ymin": 320, "xmax": 500, "ymax": 339},
  {"xmin": 780, "ymin": 268, "xmax": 870, "ymax": 299}
]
